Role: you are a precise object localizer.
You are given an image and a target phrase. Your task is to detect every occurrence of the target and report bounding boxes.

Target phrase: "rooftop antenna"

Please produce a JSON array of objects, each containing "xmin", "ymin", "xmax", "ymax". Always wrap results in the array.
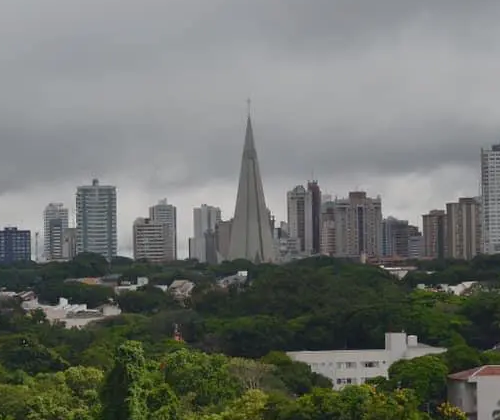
[{"xmin": 246, "ymin": 98, "xmax": 251, "ymax": 116}]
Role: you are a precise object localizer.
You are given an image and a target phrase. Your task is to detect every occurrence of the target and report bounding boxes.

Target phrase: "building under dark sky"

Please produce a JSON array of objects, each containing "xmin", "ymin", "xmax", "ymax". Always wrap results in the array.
[
  {"xmin": 307, "ymin": 180, "xmax": 322, "ymax": 254},
  {"xmin": 0, "ymin": 227, "xmax": 31, "ymax": 263}
]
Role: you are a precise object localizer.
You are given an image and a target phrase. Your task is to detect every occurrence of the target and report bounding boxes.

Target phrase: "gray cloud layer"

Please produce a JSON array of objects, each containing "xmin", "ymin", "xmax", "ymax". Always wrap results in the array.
[{"xmin": 0, "ymin": 0, "xmax": 498, "ymax": 254}]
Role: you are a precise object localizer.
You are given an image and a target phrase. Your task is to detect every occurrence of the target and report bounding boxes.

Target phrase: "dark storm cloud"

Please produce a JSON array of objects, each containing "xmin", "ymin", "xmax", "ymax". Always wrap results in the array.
[{"xmin": 0, "ymin": 0, "xmax": 499, "ymax": 195}]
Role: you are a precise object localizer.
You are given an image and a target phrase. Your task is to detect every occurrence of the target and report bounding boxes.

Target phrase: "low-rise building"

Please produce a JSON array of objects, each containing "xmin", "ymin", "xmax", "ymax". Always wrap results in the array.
[
  {"xmin": 287, "ymin": 332, "xmax": 446, "ymax": 389},
  {"xmin": 168, "ymin": 280, "xmax": 195, "ymax": 300},
  {"xmin": 217, "ymin": 271, "xmax": 248, "ymax": 288},
  {"xmin": 22, "ymin": 297, "xmax": 121, "ymax": 329},
  {"xmin": 448, "ymin": 365, "xmax": 500, "ymax": 420}
]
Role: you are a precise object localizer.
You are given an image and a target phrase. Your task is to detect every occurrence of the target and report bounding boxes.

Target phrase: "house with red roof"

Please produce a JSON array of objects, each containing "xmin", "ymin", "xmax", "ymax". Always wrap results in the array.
[{"xmin": 448, "ymin": 365, "xmax": 500, "ymax": 420}]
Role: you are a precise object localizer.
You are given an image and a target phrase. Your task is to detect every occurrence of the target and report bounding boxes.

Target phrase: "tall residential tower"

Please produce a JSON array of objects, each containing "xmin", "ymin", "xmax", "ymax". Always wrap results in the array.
[
  {"xmin": 189, "ymin": 204, "xmax": 221, "ymax": 263},
  {"xmin": 481, "ymin": 145, "xmax": 500, "ymax": 254},
  {"xmin": 76, "ymin": 179, "xmax": 117, "ymax": 260},
  {"xmin": 43, "ymin": 203, "xmax": 69, "ymax": 261},
  {"xmin": 287, "ymin": 185, "xmax": 313, "ymax": 254},
  {"xmin": 149, "ymin": 199, "xmax": 177, "ymax": 260}
]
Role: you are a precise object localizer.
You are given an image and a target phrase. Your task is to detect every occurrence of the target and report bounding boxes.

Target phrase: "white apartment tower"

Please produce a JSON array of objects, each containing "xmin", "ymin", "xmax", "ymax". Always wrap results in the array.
[
  {"xmin": 133, "ymin": 218, "xmax": 172, "ymax": 263},
  {"xmin": 76, "ymin": 179, "xmax": 117, "ymax": 260},
  {"xmin": 149, "ymin": 199, "xmax": 177, "ymax": 260},
  {"xmin": 481, "ymin": 145, "xmax": 500, "ymax": 254},
  {"xmin": 287, "ymin": 185, "xmax": 313, "ymax": 254},
  {"xmin": 43, "ymin": 203, "xmax": 69, "ymax": 261},
  {"xmin": 189, "ymin": 204, "xmax": 221, "ymax": 263}
]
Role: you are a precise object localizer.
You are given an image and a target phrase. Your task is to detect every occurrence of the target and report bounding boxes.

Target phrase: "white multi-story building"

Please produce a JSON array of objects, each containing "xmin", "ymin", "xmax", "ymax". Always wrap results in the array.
[
  {"xmin": 481, "ymin": 145, "xmax": 500, "ymax": 254},
  {"xmin": 448, "ymin": 365, "xmax": 500, "ymax": 420},
  {"xmin": 189, "ymin": 204, "xmax": 221, "ymax": 263},
  {"xmin": 133, "ymin": 217, "xmax": 172, "ymax": 263},
  {"xmin": 287, "ymin": 332, "xmax": 446, "ymax": 389},
  {"xmin": 43, "ymin": 203, "xmax": 69, "ymax": 261},
  {"xmin": 149, "ymin": 199, "xmax": 177, "ymax": 260},
  {"xmin": 76, "ymin": 179, "xmax": 117, "ymax": 260},
  {"xmin": 287, "ymin": 185, "xmax": 313, "ymax": 254}
]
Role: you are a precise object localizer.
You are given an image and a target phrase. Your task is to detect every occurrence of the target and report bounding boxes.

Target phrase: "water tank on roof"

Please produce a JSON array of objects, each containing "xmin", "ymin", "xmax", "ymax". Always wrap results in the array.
[{"xmin": 407, "ymin": 335, "xmax": 418, "ymax": 347}]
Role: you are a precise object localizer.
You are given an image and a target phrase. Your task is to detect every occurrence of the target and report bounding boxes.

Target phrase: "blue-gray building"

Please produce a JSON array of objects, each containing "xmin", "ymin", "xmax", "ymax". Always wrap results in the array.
[{"xmin": 0, "ymin": 227, "xmax": 31, "ymax": 264}]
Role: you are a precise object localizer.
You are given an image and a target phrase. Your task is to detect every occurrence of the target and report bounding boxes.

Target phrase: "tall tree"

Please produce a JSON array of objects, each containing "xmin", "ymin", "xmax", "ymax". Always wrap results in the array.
[{"xmin": 100, "ymin": 341, "xmax": 148, "ymax": 420}]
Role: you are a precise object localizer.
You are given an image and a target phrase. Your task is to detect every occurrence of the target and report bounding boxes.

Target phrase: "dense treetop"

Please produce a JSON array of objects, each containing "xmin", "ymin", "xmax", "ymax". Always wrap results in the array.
[{"xmin": 0, "ymin": 253, "xmax": 499, "ymax": 418}]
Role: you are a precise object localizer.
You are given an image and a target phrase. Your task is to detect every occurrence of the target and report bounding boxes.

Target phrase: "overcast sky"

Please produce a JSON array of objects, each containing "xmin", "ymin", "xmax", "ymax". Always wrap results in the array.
[{"xmin": 1, "ymin": 0, "xmax": 499, "ymax": 258}]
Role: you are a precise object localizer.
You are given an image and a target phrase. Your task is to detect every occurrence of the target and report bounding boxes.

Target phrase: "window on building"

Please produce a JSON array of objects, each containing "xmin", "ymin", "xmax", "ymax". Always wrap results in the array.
[
  {"xmin": 336, "ymin": 378, "xmax": 354, "ymax": 385},
  {"xmin": 362, "ymin": 361, "xmax": 380, "ymax": 368},
  {"xmin": 336, "ymin": 361, "xmax": 356, "ymax": 369}
]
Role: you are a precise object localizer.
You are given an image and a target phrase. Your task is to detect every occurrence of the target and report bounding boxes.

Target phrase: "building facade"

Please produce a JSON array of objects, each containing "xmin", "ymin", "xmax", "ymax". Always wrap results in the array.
[
  {"xmin": 308, "ymin": 180, "xmax": 322, "ymax": 254},
  {"xmin": 448, "ymin": 365, "xmax": 500, "ymax": 420},
  {"xmin": 62, "ymin": 228, "xmax": 77, "ymax": 261},
  {"xmin": 422, "ymin": 210, "xmax": 447, "ymax": 259},
  {"xmin": 287, "ymin": 185, "xmax": 313, "ymax": 254},
  {"xmin": 76, "ymin": 179, "xmax": 117, "ymax": 260},
  {"xmin": 333, "ymin": 191, "xmax": 383, "ymax": 258},
  {"xmin": 43, "ymin": 203, "xmax": 69, "ymax": 261},
  {"xmin": 446, "ymin": 197, "xmax": 481, "ymax": 260},
  {"xmin": 0, "ymin": 227, "xmax": 31, "ymax": 263},
  {"xmin": 133, "ymin": 217, "xmax": 173, "ymax": 263},
  {"xmin": 148, "ymin": 199, "xmax": 177, "ymax": 261},
  {"xmin": 320, "ymin": 200, "xmax": 336, "ymax": 256},
  {"xmin": 215, "ymin": 220, "xmax": 232, "ymax": 262},
  {"xmin": 481, "ymin": 145, "xmax": 500, "ymax": 254},
  {"xmin": 189, "ymin": 204, "xmax": 221, "ymax": 263},
  {"xmin": 288, "ymin": 332, "xmax": 446, "ymax": 390},
  {"xmin": 382, "ymin": 217, "xmax": 410, "ymax": 258},
  {"xmin": 408, "ymin": 225, "xmax": 424, "ymax": 259}
]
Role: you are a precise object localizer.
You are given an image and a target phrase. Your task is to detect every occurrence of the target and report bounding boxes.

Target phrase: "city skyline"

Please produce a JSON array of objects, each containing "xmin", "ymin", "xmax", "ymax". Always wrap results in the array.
[{"xmin": 1, "ymin": 1, "xmax": 499, "ymax": 258}]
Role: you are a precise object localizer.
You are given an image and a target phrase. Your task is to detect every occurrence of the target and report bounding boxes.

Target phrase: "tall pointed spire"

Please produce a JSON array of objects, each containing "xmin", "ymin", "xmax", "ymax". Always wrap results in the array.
[{"xmin": 227, "ymin": 107, "xmax": 275, "ymax": 263}]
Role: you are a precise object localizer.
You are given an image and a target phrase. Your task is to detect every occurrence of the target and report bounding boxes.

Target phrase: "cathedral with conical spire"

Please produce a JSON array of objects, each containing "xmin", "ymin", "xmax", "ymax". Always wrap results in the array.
[{"xmin": 227, "ymin": 107, "xmax": 276, "ymax": 263}]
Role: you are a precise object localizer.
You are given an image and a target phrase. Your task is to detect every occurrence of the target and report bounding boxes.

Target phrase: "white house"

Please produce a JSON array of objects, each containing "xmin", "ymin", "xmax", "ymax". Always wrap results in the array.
[
  {"xmin": 448, "ymin": 365, "xmax": 500, "ymax": 420},
  {"xmin": 22, "ymin": 297, "xmax": 121, "ymax": 329},
  {"xmin": 217, "ymin": 271, "xmax": 248, "ymax": 288},
  {"xmin": 287, "ymin": 332, "xmax": 446, "ymax": 389}
]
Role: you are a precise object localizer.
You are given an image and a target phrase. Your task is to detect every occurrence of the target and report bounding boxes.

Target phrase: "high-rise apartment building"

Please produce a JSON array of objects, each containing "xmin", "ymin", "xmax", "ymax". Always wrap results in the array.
[
  {"xmin": 62, "ymin": 228, "xmax": 77, "ymax": 261},
  {"xmin": 215, "ymin": 220, "xmax": 232, "ymax": 262},
  {"xmin": 382, "ymin": 217, "xmax": 410, "ymax": 258},
  {"xmin": 446, "ymin": 197, "xmax": 481, "ymax": 260},
  {"xmin": 43, "ymin": 203, "xmax": 69, "ymax": 261},
  {"xmin": 320, "ymin": 200, "xmax": 336, "ymax": 256},
  {"xmin": 422, "ymin": 210, "xmax": 447, "ymax": 259},
  {"xmin": 481, "ymin": 144, "xmax": 500, "ymax": 254},
  {"xmin": 76, "ymin": 179, "xmax": 117, "ymax": 260},
  {"xmin": 408, "ymin": 225, "xmax": 424, "ymax": 259},
  {"xmin": 133, "ymin": 217, "xmax": 172, "ymax": 263},
  {"xmin": 189, "ymin": 204, "xmax": 221, "ymax": 263},
  {"xmin": 287, "ymin": 185, "xmax": 313, "ymax": 254},
  {"xmin": 333, "ymin": 191, "xmax": 383, "ymax": 258},
  {"xmin": 149, "ymin": 199, "xmax": 177, "ymax": 260},
  {"xmin": 307, "ymin": 181, "xmax": 322, "ymax": 254},
  {"xmin": 0, "ymin": 227, "xmax": 31, "ymax": 263}
]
